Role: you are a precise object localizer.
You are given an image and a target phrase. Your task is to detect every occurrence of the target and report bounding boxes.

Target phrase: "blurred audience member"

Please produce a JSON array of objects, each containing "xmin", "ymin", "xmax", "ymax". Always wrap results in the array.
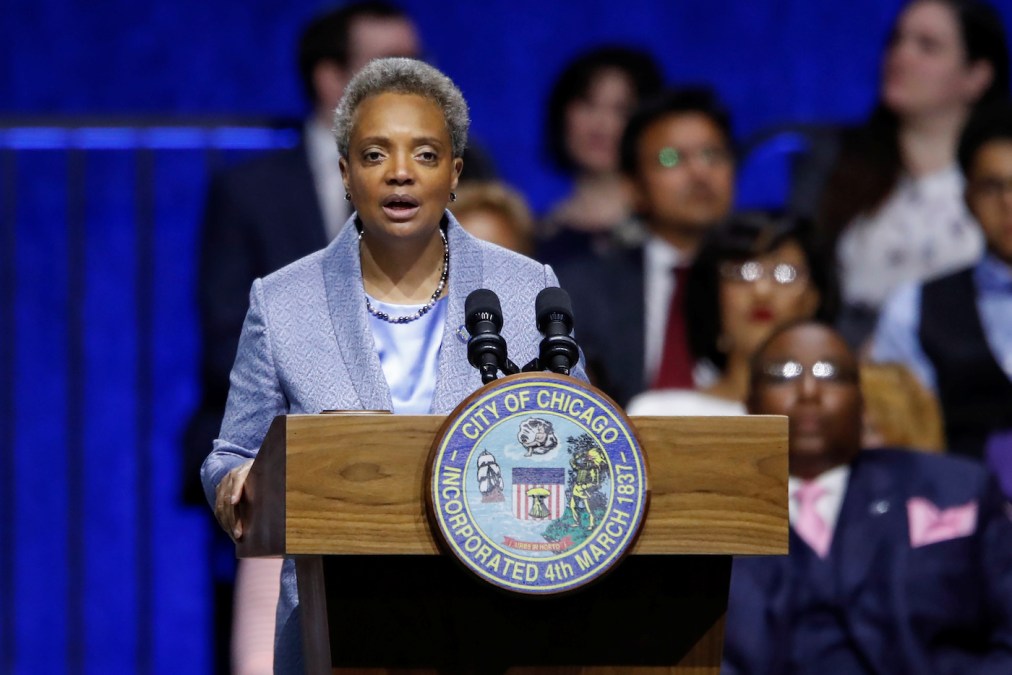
[
  {"xmin": 539, "ymin": 46, "xmax": 663, "ymax": 263},
  {"xmin": 183, "ymin": 2, "xmax": 497, "ymax": 504},
  {"xmin": 813, "ymin": 0, "xmax": 1009, "ymax": 346},
  {"xmin": 451, "ymin": 181, "xmax": 535, "ymax": 256},
  {"xmin": 230, "ymin": 557, "xmax": 283, "ymax": 675},
  {"xmin": 628, "ymin": 212, "xmax": 838, "ymax": 415},
  {"xmin": 860, "ymin": 362, "xmax": 945, "ymax": 451},
  {"xmin": 557, "ymin": 88, "xmax": 735, "ymax": 406},
  {"xmin": 724, "ymin": 321, "xmax": 1012, "ymax": 674},
  {"xmin": 180, "ymin": 3, "xmax": 495, "ymax": 672},
  {"xmin": 871, "ymin": 101, "xmax": 1012, "ymax": 485}
]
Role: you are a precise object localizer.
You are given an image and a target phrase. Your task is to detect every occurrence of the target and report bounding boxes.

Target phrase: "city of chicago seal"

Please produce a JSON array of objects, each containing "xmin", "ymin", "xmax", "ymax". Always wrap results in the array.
[{"xmin": 428, "ymin": 373, "xmax": 648, "ymax": 594}]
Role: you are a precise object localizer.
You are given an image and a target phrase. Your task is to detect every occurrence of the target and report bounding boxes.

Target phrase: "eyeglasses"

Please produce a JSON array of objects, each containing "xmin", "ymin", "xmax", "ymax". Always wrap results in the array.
[
  {"xmin": 969, "ymin": 176, "xmax": 1012, "ymax": 199},
  {"xmin": 657, "ymin": 146, "xmax": 732, "ymax": 169},
  {"xmin": 757, "ymin": 360, "xmax": 857, "ymax": 384},
  {"xmin": 719, "ymin": 261, "xmax": 809, "ymax": 286}
]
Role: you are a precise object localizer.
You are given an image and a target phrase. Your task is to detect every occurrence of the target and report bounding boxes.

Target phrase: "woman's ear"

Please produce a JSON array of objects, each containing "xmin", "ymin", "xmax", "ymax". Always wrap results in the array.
[
  {"xmin": 451, "ymin": 157, "xmax": 464, "ymax": 191},
  {"xmin": 339, "ymin": 156, "xmax": 351, "ymax": 194},
  {"xmin": 963, "ymin": 59, "xmax": 995, "ymax": 103}
]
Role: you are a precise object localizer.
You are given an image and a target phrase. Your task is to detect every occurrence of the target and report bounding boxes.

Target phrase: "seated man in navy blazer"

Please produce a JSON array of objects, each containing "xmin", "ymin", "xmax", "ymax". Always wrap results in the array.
[{"xmin": 724, "ymin": 320, "xmax": 1012, "ymax": 674}]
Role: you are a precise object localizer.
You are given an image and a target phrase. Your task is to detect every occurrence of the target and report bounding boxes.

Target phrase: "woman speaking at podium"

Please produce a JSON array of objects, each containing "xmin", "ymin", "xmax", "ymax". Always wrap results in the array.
[{"xmin": 200, "ymin": 58, "xmax": 582, "ymax": 672}]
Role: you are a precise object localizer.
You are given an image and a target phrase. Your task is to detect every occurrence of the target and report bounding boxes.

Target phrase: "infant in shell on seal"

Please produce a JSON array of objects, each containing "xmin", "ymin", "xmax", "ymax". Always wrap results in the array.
[{"xmin": 518, "ymin": 418, "xmax": 559, "ymax": 456}]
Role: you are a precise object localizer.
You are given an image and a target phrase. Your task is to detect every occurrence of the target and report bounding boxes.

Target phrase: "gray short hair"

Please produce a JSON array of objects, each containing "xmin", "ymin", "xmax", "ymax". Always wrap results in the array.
[{"xmin": 333, "ymin": 57, "xmax": 470, "ymax": 158}]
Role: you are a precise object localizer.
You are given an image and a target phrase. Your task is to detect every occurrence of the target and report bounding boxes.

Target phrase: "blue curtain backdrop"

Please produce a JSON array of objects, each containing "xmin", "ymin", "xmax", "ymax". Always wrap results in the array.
[{"xmin": 3, "ymin": 1, "xmax": 1012, "ymax": 673}]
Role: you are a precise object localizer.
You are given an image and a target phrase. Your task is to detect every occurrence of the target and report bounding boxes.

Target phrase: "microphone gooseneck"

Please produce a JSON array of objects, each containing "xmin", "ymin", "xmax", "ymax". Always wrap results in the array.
[
  {"xmin": 535, "ymin": 287, "xmax": 579, "ymax": 376},
  {"xmin": 465, "ymin": 289, "xmax": 509, "ymax": 384}
]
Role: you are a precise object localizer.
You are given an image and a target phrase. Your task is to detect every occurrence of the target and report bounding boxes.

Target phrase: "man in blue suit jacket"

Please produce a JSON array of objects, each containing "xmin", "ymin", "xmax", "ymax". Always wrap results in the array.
[{"xmin": 724, "ymin": 320, "xmax": 1012, "ymax": 674}]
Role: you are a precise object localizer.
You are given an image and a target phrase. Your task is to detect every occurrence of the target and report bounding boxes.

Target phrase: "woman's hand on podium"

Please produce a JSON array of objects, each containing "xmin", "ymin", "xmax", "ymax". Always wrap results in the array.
[{"xmin": 214, "ymin": 459, "xmax": 254, "ymax": 541}]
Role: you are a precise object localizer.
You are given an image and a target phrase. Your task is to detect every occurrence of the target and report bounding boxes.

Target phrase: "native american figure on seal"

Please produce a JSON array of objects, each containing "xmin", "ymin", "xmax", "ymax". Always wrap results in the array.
[
  {"xmin": 568, "ymin": 438, "xmax": 608, "ymax": 527},
  {"xmin": 517, "ymin": 417, "xmax": 559, "ymax": 456}
]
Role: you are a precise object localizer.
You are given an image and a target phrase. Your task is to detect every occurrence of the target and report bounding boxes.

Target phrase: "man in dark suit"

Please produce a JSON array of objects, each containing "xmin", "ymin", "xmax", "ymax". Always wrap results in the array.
[
  {"xmin": 724, "ymin": 320, "xmax": 1012, "ymax": 674},
  {"xmin": 183, "ymin": 1, "xmax": 421, "ymax": 503},
  {"xmin": 555, "ymin": 88, "xmax": 735, "ymax": 407},
  {"xmin": 182, "ymin": 1, "xmax": 498, "ymax": 500},
  {"xmin": 180, "ymin": 4, "xmax": 495, "ymax": 670}
]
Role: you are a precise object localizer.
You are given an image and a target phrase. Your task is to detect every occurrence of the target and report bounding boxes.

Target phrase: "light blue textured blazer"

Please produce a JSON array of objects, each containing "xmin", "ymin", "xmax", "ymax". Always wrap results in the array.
[{"xmin": 201, "ymin": 211, "xmax": 585, "ymax": 673}]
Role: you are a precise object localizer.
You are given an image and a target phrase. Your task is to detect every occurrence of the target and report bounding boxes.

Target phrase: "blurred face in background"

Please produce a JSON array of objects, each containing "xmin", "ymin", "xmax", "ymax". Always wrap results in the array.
[
  {"xmin": 634, "ymin": 112, "xmax": 735, "ymax": 240},
  {"xmin": 881, "ymin": 0, "xmax": 992, "ymax": 118},
  {"xmin": 748, "ymin": 324, "xmax": 863, "ymax": 480},
  {"xmin": 564, "ymin": 68, "xmax": 637, "ymax": 175},
  {"xmin": 966, "ymin": 139, "xmax": 1012, "ymax": 264},
  {"xmin": 456, "ymin": 207, "xmax": 533, "ymax": 255},
  {"xmin": 347, "ymin": 15, "xmax": 420, "ymax": 72},
  {"xmin": 315, "ymin": 16, "xmax": 421, "ymax": 115},
  {"xmin": 718, "ymin": 240, "xmax": 821, "ymax": 361}
]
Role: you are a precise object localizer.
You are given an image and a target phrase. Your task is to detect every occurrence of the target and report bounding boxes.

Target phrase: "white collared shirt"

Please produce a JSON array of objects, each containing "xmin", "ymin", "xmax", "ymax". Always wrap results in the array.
[
  {"xmin": 643, "ymin": 235, "xmax": 691, "ymax": 383},
  {"xmin": 305, "ymin": 117, "xmax": 350, "ymax": 242},
  {"xmin": 788, "ymin": 464, "xmax": 851, "ymax": 536}
]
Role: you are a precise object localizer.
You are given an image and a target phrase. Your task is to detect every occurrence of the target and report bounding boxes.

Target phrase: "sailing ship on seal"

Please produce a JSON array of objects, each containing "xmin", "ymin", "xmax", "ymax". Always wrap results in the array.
[{"xmin": 476, "ymin": 450, "xmax": 505, "ymax": 502}]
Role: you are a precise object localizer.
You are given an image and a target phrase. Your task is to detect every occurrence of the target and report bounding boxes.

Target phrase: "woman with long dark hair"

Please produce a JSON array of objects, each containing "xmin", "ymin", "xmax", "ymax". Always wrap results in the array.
[
  {"xmin": 818, "ymin": 0, "xmax": 1009, "ymax": 344},
  {"xmin": 627, "ymin": 211, "xmax": 839, "ymax": 415},
  {"xmin": 539, "ymin": 46, "xmax": 664, "ymax": 262}
]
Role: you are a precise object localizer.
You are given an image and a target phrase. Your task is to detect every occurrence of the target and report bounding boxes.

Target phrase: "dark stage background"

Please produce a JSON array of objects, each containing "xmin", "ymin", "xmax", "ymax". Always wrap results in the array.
[{"xmin": 3, "ymin": 1, "xmax": 1011, "ymax": 672}]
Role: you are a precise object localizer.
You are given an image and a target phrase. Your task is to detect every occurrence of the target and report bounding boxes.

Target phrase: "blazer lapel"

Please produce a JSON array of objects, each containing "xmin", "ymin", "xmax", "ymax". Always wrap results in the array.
[
  {"xmin": 626, "ymin": 248, "xmax": 647, "ymax": 392},
  {"xmin": 322, "ymin": 217, "xmax": 393, "ymax": 411},
  {"xmin": 834, "ymin": 456, "xmax": 901, "ymax": 597},
  {"xmin": 431, "ymin": 214, "xmax": 484, "ymax": 413},
  {"xmin": 605, "ymin": 248, "xmax": 646, "ymax": 402}
]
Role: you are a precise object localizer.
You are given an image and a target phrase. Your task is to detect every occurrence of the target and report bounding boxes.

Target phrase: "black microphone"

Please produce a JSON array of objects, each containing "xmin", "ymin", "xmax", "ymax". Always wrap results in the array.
[
  {"xmin": 535, "ymin": 287, "xmax": 579, "ymax": 376},
  {"xmin": 465, "ymin": 289, "xmax": 509, "ymax": 384}
]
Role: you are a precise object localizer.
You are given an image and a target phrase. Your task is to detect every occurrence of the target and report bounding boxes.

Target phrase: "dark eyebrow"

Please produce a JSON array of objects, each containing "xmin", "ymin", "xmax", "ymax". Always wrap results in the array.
[
  {"xmin": 412, "ymin": 136, "xmax": 447, "ymax": 148},
  {"xmin": 355, "ymin": 136, "xmax": 447, "ymax": 149}
]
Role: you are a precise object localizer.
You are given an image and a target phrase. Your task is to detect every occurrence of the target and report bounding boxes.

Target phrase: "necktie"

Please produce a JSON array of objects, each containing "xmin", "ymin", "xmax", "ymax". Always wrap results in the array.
[
  {"xmin": 794, "ymin": 482, "xmax": 831, "ymax": 558},
  {"xmin": 653, "ymin": 265, "xmax": 694, "ymax": 389}
]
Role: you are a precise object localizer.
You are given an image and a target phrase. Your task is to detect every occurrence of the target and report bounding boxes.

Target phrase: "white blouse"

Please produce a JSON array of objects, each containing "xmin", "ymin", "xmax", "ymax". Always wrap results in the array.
[
  {"xmin": 366, "ymin": 296, "xmax": 447, "ymax": 414},
  {"xmin": 837, "ymin": 165, "xmax": 983, "ymax": 309}
]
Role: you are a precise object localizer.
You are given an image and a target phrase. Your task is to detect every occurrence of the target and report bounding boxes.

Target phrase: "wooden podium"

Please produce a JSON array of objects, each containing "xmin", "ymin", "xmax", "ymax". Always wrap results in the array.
[{"xmin": 237, "ymin": 412, "xmax": 788, "ymax": 674}]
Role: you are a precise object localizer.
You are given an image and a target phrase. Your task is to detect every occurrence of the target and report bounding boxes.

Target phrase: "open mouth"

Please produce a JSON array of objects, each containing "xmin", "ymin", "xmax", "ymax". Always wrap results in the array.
[{"xmin": 381, "ymin": 194, "xmax": 421, "ymax": 221}]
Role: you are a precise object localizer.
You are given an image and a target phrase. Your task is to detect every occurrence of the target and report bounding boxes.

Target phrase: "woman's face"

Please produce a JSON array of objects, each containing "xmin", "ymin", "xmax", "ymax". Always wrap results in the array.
[
  {"xmin": 881, "ymin": 0, "xmax": 988, "ymax": 117},
  {"xmin": 456, "ymin": 208, "xmax": 530, "ymax": 255},
  {"xmin": 718, "ymin": 240, "xmax": 821, "ymax": 361},
  {"xmin": 341, "ymin": 92, "xmax": 462, "ymax": 245},
  {"xmin": 564, "ymin": 68, "xmax": 636, "ymax": 175}
]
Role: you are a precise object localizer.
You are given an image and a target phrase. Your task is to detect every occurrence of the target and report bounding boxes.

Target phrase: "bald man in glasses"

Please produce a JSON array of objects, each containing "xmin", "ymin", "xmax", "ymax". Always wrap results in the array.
[{"xmin": 723, "ymin": 320, "xmax": 1012, "ymax": 675}]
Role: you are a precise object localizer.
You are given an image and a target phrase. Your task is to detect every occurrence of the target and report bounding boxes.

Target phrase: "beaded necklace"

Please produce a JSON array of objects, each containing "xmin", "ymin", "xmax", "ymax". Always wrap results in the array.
[{"xmin": 362, "ymin": 227, "xmax": 449, "ymax": 324}]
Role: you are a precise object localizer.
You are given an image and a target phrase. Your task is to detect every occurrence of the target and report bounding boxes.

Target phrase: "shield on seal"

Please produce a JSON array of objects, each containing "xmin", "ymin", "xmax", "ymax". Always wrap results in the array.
[{"xmin": 512, "ymin": 467, "xmax": 565, "ymax": 520}]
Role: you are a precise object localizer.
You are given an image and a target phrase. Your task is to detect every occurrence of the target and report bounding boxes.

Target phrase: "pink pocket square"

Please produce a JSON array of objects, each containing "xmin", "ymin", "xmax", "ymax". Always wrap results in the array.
[{"xmin": 907, "ymin": 497, "xmax": 978, "ymax": 548}]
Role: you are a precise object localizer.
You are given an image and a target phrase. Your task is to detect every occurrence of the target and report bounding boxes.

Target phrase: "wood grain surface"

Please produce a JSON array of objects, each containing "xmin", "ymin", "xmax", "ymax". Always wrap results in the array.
[{"xmin": 238, "ymin": 413, "xmax": 787, "ymax": 558}]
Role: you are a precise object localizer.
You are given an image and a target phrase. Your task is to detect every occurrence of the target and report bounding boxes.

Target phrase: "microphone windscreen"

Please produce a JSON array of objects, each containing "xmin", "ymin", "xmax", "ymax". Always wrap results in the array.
[
  {"xmin": 535, "ymin": 287, "xmax": 574, "ymax": 331},
  {"xmin": 465, "ymin": 289, "xmax": 504, "ymax": 333}
]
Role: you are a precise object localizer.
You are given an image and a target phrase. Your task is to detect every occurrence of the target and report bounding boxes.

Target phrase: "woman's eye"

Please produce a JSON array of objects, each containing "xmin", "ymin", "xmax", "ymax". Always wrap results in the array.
[
  {"xmin": 917, "ymin": 35, "xmax": 941, "ymax": 55},
  {"xmin": 418, "ymin": 151, "xmax": 437, "ymax": 162},
  {"xmin": 363, "ymin": 151, "xmax": 383, "ymax": 162}
]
